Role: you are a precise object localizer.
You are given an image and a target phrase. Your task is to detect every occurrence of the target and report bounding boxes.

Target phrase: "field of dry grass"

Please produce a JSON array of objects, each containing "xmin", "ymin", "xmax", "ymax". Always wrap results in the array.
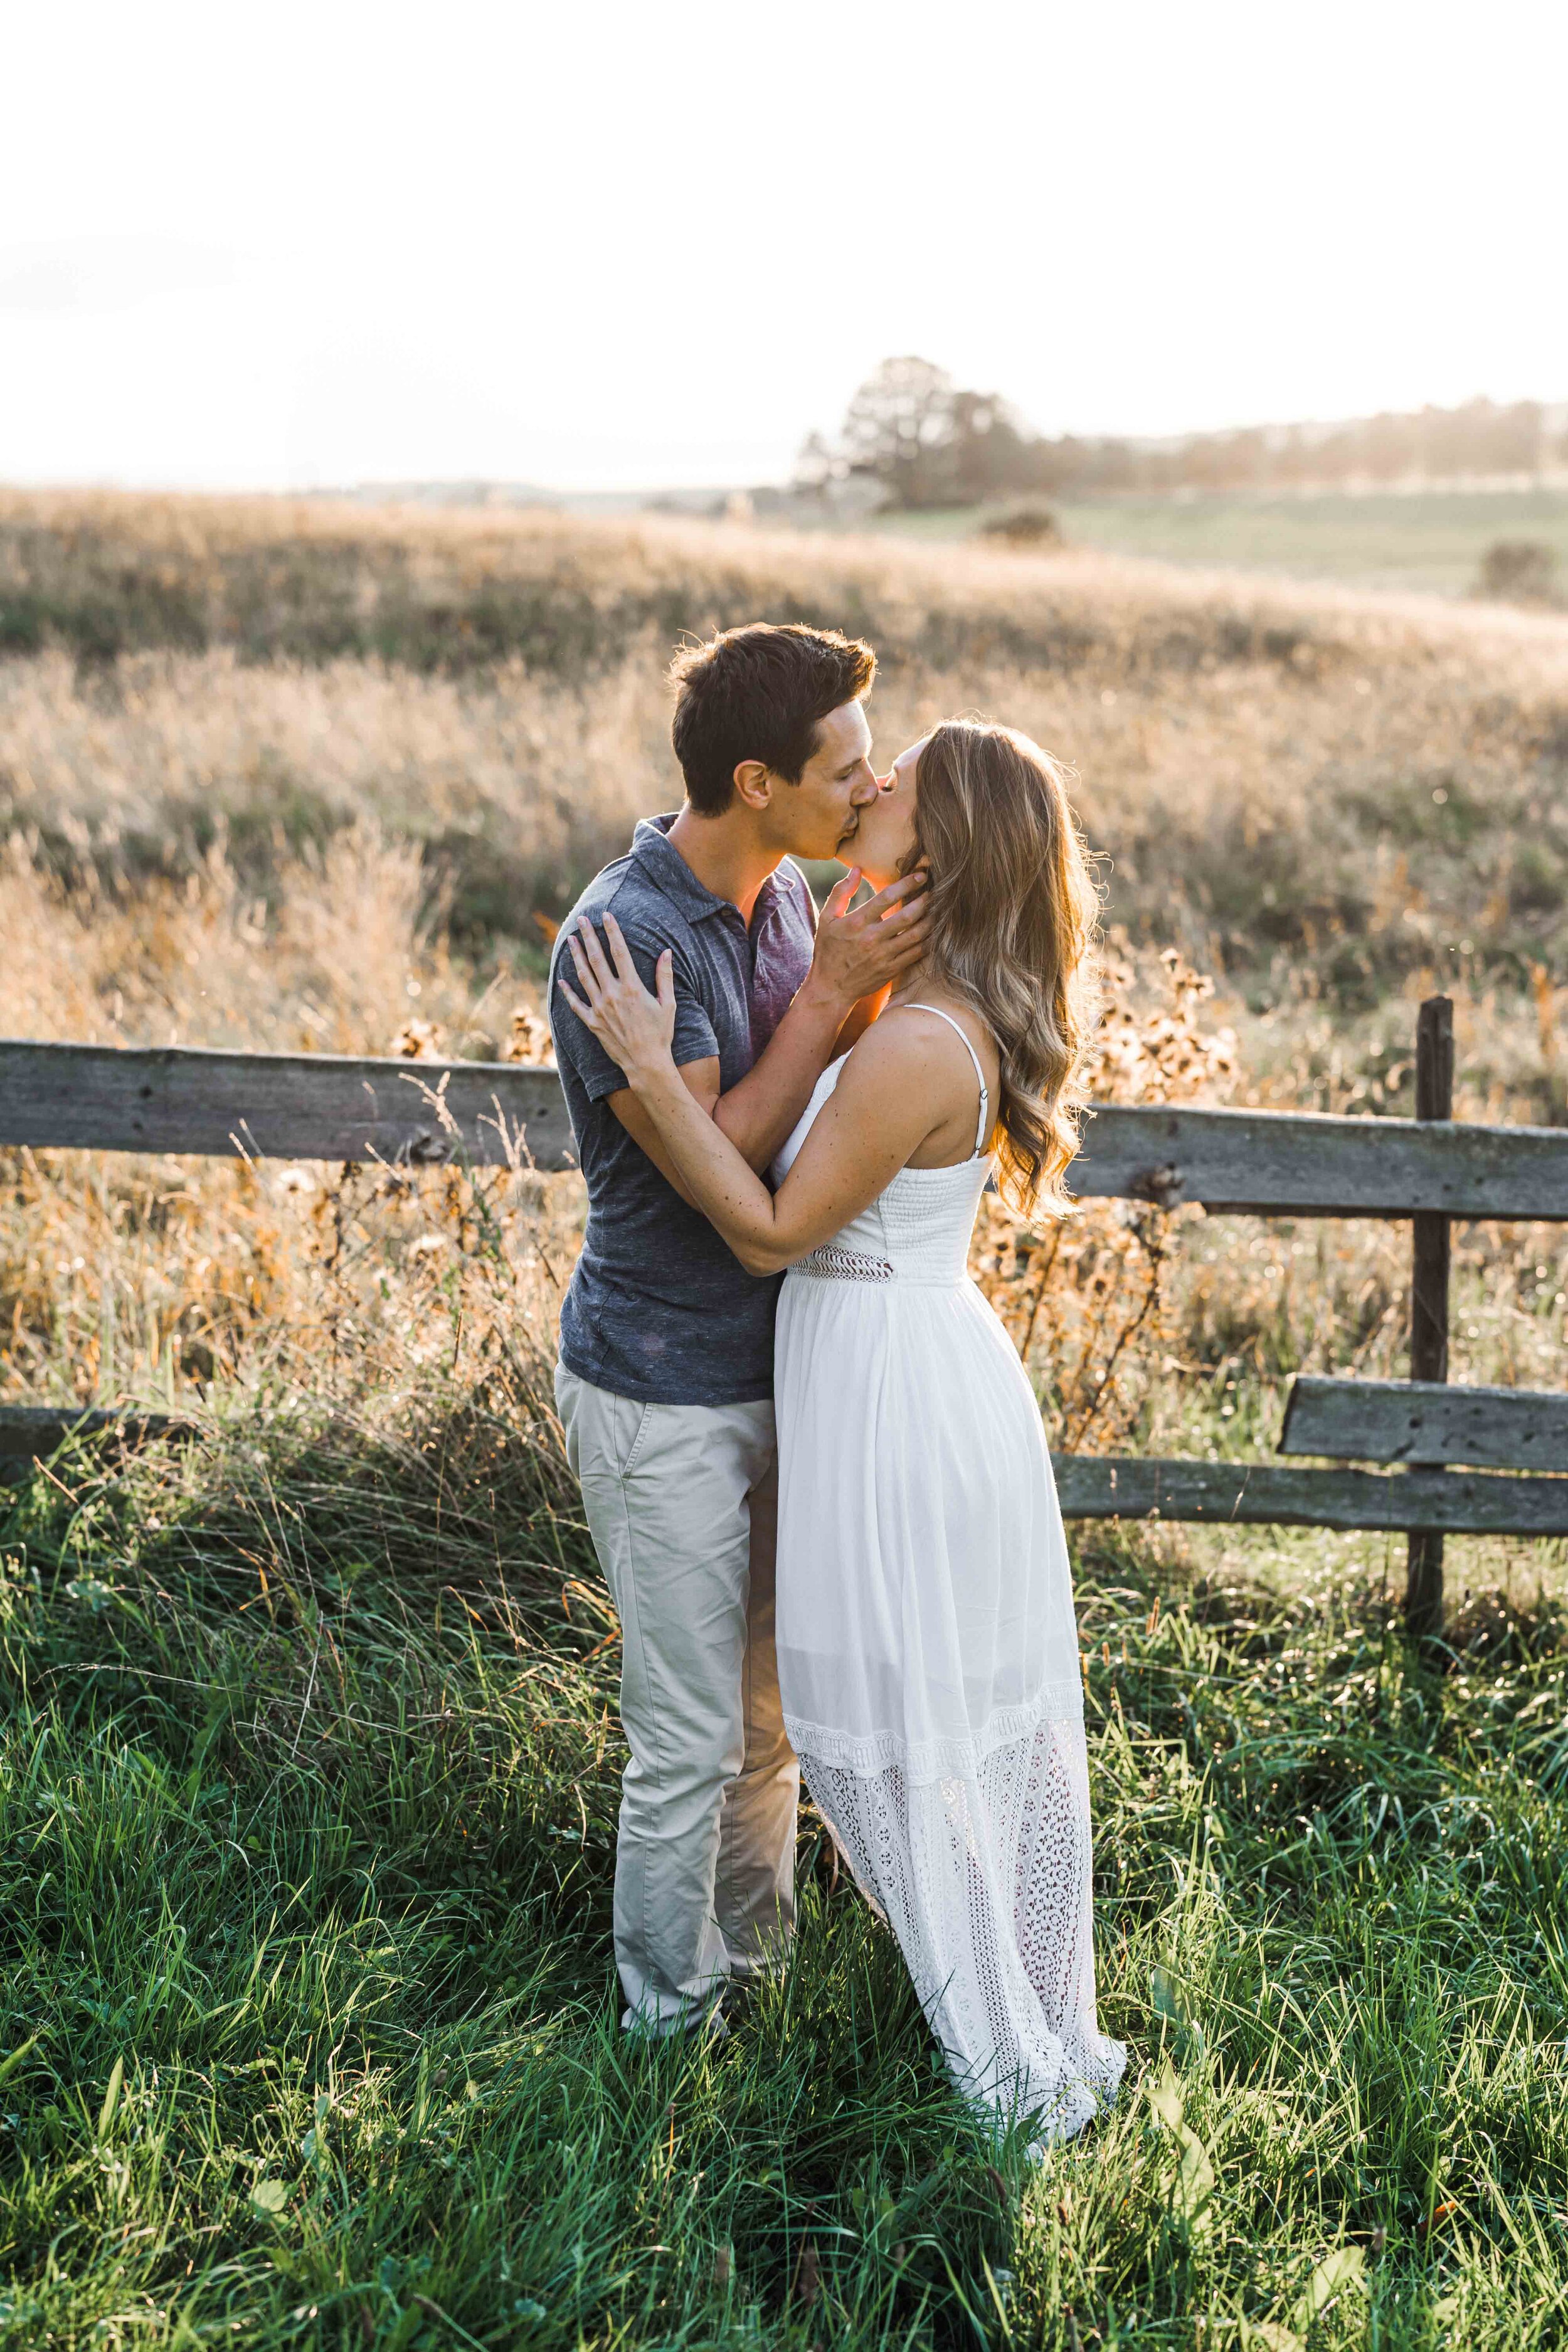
[
  {"xmin": 3, "ymin": 492, "xmax": 1565, "ymax": 1553},
  {"xmin": 6, "ymin": 490, "xmax": 1568, "ymax": 2349},
  {"xmin": 5, "ymin": 487, "xmax": 1567, "ymax": 1004},
  {"xmin": 2, "ymin": 486, "xmax": 1564, "ymax": 1466}
]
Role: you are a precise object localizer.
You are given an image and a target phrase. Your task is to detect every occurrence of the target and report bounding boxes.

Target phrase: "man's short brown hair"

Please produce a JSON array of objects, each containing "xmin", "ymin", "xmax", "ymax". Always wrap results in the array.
[{"xmin": 669, "ymin": 622, "xmax": 876, "ymax": 817}]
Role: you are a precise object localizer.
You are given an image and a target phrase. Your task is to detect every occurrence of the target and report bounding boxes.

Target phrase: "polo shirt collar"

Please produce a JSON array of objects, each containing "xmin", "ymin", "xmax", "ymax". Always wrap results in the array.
[{"xmin": 631, "ymin": 813, "xmax": 783, "ymax": 926}]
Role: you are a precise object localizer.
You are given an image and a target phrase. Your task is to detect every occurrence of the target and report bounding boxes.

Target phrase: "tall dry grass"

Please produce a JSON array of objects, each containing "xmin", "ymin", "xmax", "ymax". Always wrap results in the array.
[
  {"xmin": 4, "ymin": 487, "xmax": 1566, "ymax": 1000},
  {"xmin": 1, "ymin": 489, "xmax": 1563, "ymax": 1453},
  {"xmin": 0, "ymin": 830, "xmax": 572, "ymax": 1411},
  {"xmin": 3, "ymin": 834, "xmax": 1561, "ymax": 1488}
]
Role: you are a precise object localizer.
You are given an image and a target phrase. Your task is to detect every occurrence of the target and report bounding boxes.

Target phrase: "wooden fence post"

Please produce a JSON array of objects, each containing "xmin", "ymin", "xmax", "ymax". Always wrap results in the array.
[{"xmin": 1404, "ymin": 995, "xmax": 1454, "ymax": 1638}]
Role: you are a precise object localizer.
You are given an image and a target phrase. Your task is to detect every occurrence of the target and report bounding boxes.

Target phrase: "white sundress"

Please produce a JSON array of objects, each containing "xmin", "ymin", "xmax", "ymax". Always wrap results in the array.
[{"xmin": 771, "ymin": 1006, "xmax": 1126, "ymax": 2145}]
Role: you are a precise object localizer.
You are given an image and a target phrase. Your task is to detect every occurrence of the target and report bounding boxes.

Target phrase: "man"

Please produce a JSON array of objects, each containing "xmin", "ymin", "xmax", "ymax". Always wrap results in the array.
[{"xmin": 549, "ymin": 621, "xmax": 928, "ymax": 2037}]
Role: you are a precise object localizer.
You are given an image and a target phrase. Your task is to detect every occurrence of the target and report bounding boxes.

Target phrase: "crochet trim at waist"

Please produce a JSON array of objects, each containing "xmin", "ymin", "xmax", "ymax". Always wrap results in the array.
[{"xmin": 789, "ymin": 1246, "xmax": 973, "ymax": 1288}]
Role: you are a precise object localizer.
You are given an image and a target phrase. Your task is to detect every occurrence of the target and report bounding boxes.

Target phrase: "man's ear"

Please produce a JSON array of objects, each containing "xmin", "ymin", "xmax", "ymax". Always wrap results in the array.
[{"xmin": 731, "ymin": 758, "xmax": 775, "ymax": 812}]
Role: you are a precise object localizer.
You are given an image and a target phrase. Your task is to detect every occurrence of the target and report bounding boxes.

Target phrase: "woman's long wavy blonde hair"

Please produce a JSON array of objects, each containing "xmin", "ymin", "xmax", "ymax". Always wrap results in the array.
[{"xmin": 904, "ymin": 719, "xmax": 1099, "ymax": 1217}]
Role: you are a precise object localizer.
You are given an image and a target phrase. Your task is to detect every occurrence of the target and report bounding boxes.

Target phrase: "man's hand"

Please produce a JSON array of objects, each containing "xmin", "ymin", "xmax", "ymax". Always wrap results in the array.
[{"xmin": 807, "ymin": 869, "xmax": 931, "ymax": 1013}]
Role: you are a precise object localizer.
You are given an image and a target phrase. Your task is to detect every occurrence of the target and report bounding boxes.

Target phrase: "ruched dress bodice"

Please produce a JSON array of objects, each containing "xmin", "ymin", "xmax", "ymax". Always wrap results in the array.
[{"xmin": 777, "ymin": 1064, "xmax": 992, "ymax": 1290}]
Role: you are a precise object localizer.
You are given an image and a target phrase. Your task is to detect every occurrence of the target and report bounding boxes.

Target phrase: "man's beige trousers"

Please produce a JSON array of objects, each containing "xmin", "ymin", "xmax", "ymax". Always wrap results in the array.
[{"xmin": 556, "ymin": 1367, "xmax": 799, "ymax": 2033}]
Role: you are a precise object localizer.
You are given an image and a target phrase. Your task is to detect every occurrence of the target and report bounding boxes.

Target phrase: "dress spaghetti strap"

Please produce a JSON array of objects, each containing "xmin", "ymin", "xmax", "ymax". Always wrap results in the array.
[{"xmin": 899, "ymin": 1003, "xmax": 991, "ymax": 1159}]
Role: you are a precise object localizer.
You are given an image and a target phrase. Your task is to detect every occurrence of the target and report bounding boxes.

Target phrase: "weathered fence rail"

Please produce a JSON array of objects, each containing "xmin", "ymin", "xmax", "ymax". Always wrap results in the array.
[
  {"xmin": 4, "ymin": 1038, "xmax": 1566, "ymax": 1219},
  {"xmin": 0, "ymin": 1039, "xmax": 579, "ymax": 1172},
  {"xmin": 0, "ymin": 1404, "xmax": 188, "ymax": 1462},
  {"xmin": 1052, "ymin": 1458, "xmax": 1568, "ymax": 1537},
  {"xmin": 5, "ymin": 999, "xmax": 1567, "ymax": 1636}
]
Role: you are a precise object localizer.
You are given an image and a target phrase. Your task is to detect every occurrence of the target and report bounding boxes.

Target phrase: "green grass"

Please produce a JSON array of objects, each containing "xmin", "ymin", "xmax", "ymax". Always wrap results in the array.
[
  {"xmin": 5, "ymin": 1396, "xmax": 1568, "ymax": 2349},
  {"xmin": 871, "ymin": 489, "xmax": 1568, "ymax": 598}
]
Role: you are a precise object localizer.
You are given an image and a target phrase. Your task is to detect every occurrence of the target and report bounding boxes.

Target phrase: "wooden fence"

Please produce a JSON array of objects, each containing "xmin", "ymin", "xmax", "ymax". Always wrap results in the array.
[{"xmin": 4, "ymin": 995, "xmax": 1566, "ymax": 1636}]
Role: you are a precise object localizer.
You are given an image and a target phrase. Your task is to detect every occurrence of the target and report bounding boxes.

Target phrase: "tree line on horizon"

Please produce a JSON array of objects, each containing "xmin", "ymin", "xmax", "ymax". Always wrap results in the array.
[{"xmin": 794, "ymin": 356, "xmax": 1568, "ymax": 511}]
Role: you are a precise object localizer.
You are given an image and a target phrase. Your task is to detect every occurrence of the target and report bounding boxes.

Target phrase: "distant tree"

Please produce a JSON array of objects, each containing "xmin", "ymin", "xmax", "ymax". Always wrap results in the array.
[
  {"xmin": 943, "ymin": 391, "xmax": 1057, "ymax": 504},
  {"xmin": 839, "ymin": 356, "xmax": 960, "ymax": 507},
  {"xmin": 830, "ymin": 358, "xmax": 1061, "ymax": 509}
]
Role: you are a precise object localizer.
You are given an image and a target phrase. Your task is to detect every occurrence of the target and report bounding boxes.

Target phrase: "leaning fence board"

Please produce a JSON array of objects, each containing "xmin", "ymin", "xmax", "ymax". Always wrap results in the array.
[
  {"xmin": 1071, "ymin": 1102, "xmax": 1568, "ymax": 1220},
  {"xmin": 1279, "ymin": 1375, "xmax": 1568, "ymax": 1472},
  {"xmin": 1051, "ymin": 1454, "xmax": 1568, "ymax": 1536},
  {"xmin": 0, "ymin": 1040, "xmax": 576, "ymax": 1170},
  {"xmin": 6, "ymin": 1039, "xmax": 1568, "ymax": 1216},
  {"xmin": 0, "ymin": 1404, "xmax": 190, "ymax": 1470}
]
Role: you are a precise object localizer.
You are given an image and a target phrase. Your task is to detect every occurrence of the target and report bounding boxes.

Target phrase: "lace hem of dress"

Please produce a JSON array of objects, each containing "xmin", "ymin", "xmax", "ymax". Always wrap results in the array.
[
  {"xmin": 795, "ymin": 1244, "xmax": 894, "ymax": 1283},
  {"xmin": 793, "ymin": 1711, "xmax": 1126, "ymax": 2148},
  {"xmin": 784, "ymin": 1678, "xmax": 1084, "ymax": 1784}
]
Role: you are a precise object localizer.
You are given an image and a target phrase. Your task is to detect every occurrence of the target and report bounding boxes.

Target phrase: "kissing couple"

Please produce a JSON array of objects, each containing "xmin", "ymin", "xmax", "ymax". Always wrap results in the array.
[{"xmin": 549, "ymin": 622, "xmax": 1125, "ymax": 2149}]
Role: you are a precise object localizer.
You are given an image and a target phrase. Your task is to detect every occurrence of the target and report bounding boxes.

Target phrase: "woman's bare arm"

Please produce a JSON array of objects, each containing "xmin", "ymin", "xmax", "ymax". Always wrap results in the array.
[
  {"xmin": 598, "ymin": 872, "xmax": 929, "ymax": 1194},
  {"xmin": 560, "ymin": 913, "xmax": 951, "ymax": 1274}
]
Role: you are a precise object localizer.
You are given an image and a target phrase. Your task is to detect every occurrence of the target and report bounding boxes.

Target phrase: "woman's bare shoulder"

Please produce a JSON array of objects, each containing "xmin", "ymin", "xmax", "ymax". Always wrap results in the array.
[
  {"xmin": 857, "ymin": 1000, "xmax": 993, "ymax": 1071},
  {"xmin": 835, "ymin": 1002, "xmax": 981, "ymax": 1099}
]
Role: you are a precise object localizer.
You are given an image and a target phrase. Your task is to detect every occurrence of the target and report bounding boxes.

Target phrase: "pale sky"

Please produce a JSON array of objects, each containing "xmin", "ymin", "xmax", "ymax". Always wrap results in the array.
[{"xmin": 5, "ymin": 0, "xmax": 1564, "ymax": 494}]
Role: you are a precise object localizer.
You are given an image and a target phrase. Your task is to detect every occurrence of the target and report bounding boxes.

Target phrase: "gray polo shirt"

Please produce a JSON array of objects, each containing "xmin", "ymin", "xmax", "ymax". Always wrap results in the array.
[{"xmin": 549, "ymin": 813, "xmax": 818, "ymax": 1406}]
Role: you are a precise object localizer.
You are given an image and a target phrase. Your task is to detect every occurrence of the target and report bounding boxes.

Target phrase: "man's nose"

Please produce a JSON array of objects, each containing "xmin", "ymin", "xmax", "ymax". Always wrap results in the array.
[{"xmin": 851, "ymin": 764, "xmax": 879, "ymax": 805}]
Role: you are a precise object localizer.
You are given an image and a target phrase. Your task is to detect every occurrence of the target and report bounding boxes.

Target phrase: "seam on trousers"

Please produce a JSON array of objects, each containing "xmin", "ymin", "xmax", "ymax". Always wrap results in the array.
[
  {"xmin": 718, "ymin": 1446, "xmax": 769, "ymax": 1947},
  {"xmin": 610, "ymin": 1393, "xmax": 664, "ymax": 1996},
  {"xmin": 716, "ymin": 1559, "xmax": 745, "ymax": 1945}
]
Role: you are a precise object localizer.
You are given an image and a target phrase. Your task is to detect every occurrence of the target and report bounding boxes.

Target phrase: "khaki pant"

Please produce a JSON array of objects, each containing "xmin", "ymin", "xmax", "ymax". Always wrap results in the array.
[{"xmin": 555, "ymin": 1366, "xmax": 798, "ymax": 2034}]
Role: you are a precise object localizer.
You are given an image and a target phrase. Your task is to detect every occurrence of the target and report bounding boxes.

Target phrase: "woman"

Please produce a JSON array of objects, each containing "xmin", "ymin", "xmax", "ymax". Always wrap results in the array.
[{"xmin": 561, "ymin": 718, "xmax": 1125, "ymax": 2146}]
